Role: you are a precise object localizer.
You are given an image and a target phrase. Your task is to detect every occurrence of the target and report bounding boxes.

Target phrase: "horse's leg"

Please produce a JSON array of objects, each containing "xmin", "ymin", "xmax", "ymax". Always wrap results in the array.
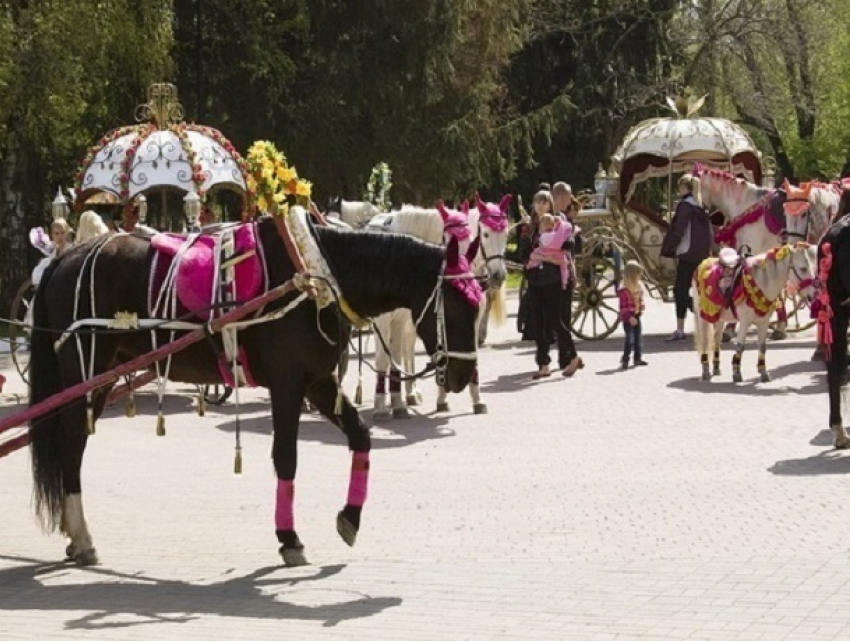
[
  {"xmin": 373, "ymin": 316, "xmax": 391, "ymax": 420},
  {"xmin": 269, "ymin": 370, "xmax": 309, "ymax": 567},
  {"xmin": 828, "ymin": 307, "xmax": 850, "ymax": 448},
  {"xmin": 403, "ymin": 318, "xmax": 421, "ymax": 407},
  {"xmin": 305, "ymin": 375, "xmax": 371, "ymax": 547},
  {"xmin": 389, "ymin": 314, "xmax": 410, "ymax": 419},
  {"xmin": 712, "ymin": 322, "xmax": 723, "ymax": 377},
  {"xmin": 756, "ymin": 319, "xmax": 771, "ymax": 383},
  {"xmin": 478, "ymin": 292, "xmax": 492, "ymax": 347},
  {"xmin": 696, "ymin": 316, "xmax": 710, "ymax": 382},
  {"xmin": 732, "ymin": 322, "xmax": 746, "ymax": 383},
  {"xmin": 771, "ymin": 305, "xmax": 788, "ymax": 340},
  {"xmin": 469, "ymin": 367, "xmax": 486, "ymax": 414}
]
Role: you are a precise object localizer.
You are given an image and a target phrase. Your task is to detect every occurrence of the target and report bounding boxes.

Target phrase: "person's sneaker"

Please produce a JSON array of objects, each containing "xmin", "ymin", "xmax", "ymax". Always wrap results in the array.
[
  {"xmin": 665, "ymin": 330, "xmax": 686, "ymax": 342},
  {"xmin": 634, "ymin": 359, "xmax": 649, "ymax": 366}
]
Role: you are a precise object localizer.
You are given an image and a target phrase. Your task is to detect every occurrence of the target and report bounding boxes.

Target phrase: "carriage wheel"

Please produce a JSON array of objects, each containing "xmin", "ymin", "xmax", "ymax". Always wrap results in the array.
[
  {"xmin": 202, "ymin": 384, "xmax": 233, "ymax": 405},
  {"xmin": 571, "ymin": 256, "xmax": 621, "ymax": 341},
  {"xmin": 774, "ymin": 290, "xmax": 815, "ymax": 334},
  {"xmin": 9, "ymin": 279, "xmax": 35, "ymax": 385}
]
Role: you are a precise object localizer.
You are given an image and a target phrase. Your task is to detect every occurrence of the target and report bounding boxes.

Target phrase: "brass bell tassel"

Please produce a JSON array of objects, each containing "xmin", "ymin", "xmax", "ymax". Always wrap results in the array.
[
  {"xmin": 334, "ymin": 391, "xmax": 344, "ymax": 416},
  {"xmin": 354, "ymin": 377, "xmax": 363, "ymax": 406},
  {"xmin": 234, "ymin": 446, "xmax": 243, "ymax": 474},
  {"xmin": 86, "ymin": 407, "xmax": 95, "ymax": 435},
  {"xmin": 197, "ymin": 391, "xmax": 206, "ymax": 417},
  {"xmin": 125, "ymin": 392, "xmax": 136, "ymax": 418},
  {"xmin": 156, "ymin": 412, "xmax": 166, "ymax": 436}
]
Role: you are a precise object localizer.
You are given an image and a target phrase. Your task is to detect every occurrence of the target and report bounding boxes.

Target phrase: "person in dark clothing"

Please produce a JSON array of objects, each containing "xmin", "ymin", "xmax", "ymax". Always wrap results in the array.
[
  {"xmin": 521, "ymin": 189, "xmax": 583, "ymax": 379},
  {"xmin": 552, "ymin": 181, "xmax": 582, "ymax": 376},
  {"xmin": 660, "ymin": 173, "xmax": 713, "ymax": 341}
]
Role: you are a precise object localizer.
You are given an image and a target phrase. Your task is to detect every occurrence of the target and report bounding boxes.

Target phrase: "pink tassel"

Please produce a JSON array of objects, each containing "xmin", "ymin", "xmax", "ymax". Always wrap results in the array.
[{"xmin": 817, "ymin": 243, "xmax": 834, "ymax": 361}]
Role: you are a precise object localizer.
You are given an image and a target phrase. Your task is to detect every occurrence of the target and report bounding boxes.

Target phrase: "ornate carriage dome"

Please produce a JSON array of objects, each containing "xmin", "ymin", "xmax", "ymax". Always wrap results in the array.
[
  {"xmin": 74, "ymin": 84, "xmax": 251, "ymax": 211},
  {"xmin": 611, "ymin": 95, "xmax": 762, "ymax": 204}
]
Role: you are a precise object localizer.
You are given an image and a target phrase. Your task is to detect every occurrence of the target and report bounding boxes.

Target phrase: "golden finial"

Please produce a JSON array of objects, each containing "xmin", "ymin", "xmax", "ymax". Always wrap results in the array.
[
  {"xmin": 665, "ymin": 89, "xmax": 707, "ymax": 119},
  {"xmin": 135, "ymin": 83, "xmax": 184, "ymax": 127}
]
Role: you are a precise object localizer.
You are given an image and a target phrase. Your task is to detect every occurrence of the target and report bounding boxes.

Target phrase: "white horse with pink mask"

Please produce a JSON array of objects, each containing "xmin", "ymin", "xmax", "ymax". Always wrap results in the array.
[{"xmin": 369, "ymin": 195, "xmax": 510, "ymax": 418}]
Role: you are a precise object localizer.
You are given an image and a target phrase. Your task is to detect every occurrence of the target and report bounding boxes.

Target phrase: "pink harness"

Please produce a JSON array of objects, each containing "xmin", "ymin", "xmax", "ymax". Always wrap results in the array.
[{"xmin": 149, "ymin": 223, "xmax": 266, "ymax": 386}]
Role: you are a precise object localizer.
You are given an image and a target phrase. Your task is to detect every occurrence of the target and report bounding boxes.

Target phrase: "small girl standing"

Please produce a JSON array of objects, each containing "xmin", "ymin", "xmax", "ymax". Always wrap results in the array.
[{"xmin": 618, "ymin": 260, "xmax": 648, "ymax": 369}]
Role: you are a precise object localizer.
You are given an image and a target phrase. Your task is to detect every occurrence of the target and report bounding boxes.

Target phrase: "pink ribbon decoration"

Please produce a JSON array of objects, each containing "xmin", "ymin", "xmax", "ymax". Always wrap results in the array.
[{"xmin": 817, "ymin": 242, "xmax": 834, "ymax": 361}]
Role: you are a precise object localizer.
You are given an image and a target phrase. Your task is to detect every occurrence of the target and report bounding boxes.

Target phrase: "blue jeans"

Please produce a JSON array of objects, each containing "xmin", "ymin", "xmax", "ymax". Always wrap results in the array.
[{"xmin": 623, "ymin": 318, "xmax": 643, "ymax": 361}]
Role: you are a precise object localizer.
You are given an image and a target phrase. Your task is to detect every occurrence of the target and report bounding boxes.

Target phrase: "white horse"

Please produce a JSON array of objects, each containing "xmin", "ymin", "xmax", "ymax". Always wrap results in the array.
[
  {"xmin": 693, "ymin": 243, "xmax": 816, "ymax": 383},
  {"xmin": 369, "ymin": 196, "xmax": 509, "ymax": 418},
  {"xmin": 326, "ymin": 198, "xmax": 382, "ymax": 229},
  {"xmin": 696, "ymin": 167, "xmax": 827, "ymax": 336}
]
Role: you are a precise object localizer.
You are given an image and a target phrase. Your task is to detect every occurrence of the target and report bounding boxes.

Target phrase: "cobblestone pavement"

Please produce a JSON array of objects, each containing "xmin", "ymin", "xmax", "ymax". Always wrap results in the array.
[{"xmin": 1, "ymin": 292, "xmax": 848, "ymax": 640}]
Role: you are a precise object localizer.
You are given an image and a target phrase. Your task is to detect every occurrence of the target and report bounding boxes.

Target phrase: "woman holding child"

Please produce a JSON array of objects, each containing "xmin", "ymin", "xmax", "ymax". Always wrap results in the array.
[{"xmin": 519, "ymin": 189, "xmax": 584, "ymax": 380}]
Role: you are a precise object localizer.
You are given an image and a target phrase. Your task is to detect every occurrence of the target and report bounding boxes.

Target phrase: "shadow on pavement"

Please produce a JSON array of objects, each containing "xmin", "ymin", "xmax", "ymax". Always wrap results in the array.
[
  {"xmin": 0, "ymin": 555, "xmax": 401, "ymax": 630},
  {"xmin": 215, "ymin": 410, "xmax": 457, "ymax": 450},
  {"xmin": 666, "ymin": 365, "xmax": 823, "ymax": 397},
  {"xmin": 768, "ymin": 449, "xmax": 850, "ymax": 476}
]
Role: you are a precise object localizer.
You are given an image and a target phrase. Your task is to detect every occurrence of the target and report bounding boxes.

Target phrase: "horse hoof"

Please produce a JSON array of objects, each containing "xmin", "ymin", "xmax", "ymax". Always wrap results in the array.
[
  {"xmin": 436, "ymin": 402, "xmax": 450, "ymax": 413},
  {"xmin": 405, "ymin": 394, "xmax": 420, "ymax": 407},
  {"xmin": 473, "ymin": 403, "xmax": 488, "ymax": 414},
  {"xmin": 65, "ymin": 543, "xmax": 77, "ymax": 561},
  {"xmin": 373, "ymin": 409, "xmax": 391, "ymax": 422},
  {"xmin": 336, "ymin": 511, "xmax": 358, "ymax": 547},
  {"xmin": 712, "ymin": 367, "xmax": 721, "ymax": 377},
  {"xmin": 701, "ymin": 372, "xmax": 711, "ymax": 382},
  {"xmin": 392, "ymin": 407, "xmax": 411, "ymax": 419},
  {"xmin": 74, "ymin": 548, "xmax": 99, "ymax": 566},
  {"xmin": 732, "ymin": 373, "xmax": 743, "ymax": 383},
  {"xmin": 836, "ymin": 440, "xmax": 850, "ymax": 451},
  {"xmin": 760, "ymin": 372, "xmax": 771, "ymax": 383},
  {"xmin": 279, "ymin": 545, "xmax": 309, "ymax": 567}
]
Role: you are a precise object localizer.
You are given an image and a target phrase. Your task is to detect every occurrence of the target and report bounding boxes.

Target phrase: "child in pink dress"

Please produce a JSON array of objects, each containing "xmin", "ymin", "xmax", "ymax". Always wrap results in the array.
[{"xmin": 526, "ymin": 214, "xmax": 573, "ymax": 289}]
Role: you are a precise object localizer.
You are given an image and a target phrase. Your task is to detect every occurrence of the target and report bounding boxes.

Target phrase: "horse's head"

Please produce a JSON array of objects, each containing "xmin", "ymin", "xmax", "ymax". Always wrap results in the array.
[
  {"xmin": 413, "ymin": 235, "xmax": 482, "ymax": 393},
  {"xmin": 785, "ymin": 242, "xmax": 819, "ymax": 303},
  {"xmin": 436, "ymin": 199, "xmax": 472, "ymax": 252},
  {"xmin": 471, "ymin": 192, "xmax": 511, "ymax": 288}
]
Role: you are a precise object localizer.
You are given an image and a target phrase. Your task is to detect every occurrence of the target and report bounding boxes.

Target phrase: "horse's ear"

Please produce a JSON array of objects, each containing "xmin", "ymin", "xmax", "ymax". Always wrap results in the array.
[
  {"xmin": 446, "ymin": 235, "xmax": 460, "ymax": 267},
  {"xmin": 437, "ymin": 199, "xmax": 450, "ymax": 222},
  {"xmin": 461, "ymin": 200, "xmax": 469, "ymax": 216},
  {"xmin": 465, "ymin": 236, "xmax": 480, "ymax": 263},
  {"xmin": 475, "ymin": 192, "xmax": 485, "ymax": 212},
  {"xmin": 499, "ymin": 193, "xmax": 513, "ymax": 212}
]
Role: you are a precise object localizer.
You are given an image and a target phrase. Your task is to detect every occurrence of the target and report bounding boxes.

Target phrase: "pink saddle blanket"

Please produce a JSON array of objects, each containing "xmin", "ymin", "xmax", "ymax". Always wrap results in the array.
[{"xmin": 149, "ymin": 224, "xmax": 264, "ymax": 321}]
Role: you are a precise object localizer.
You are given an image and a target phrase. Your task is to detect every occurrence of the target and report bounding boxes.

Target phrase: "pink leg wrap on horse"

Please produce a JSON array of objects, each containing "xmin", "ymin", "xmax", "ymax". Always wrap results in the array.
[
  {"xmin": 375, "ymin": 372, "xmax": 386, "ymax": 394},
  {"xmin": 389, "ymin": 369, "xmax": 401, "ymax": 393},
  {"xmin": 275, "ymin": 479, "xmax": 295, "ymax": 531},
  {"xmin": 776, "ymin": 306, "xmax": 788, "ymax": 322},
  {"xmin": 347, "ymin": 452, "xmax": 370, "ymax": 507}
]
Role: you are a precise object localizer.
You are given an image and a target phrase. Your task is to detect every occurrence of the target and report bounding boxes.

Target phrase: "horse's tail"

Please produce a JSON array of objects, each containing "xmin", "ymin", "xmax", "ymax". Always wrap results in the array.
[
  {"xmin": 489, "ymin": 287, "xmax": 507, "ymax": 327},
  {"xmin": 28, "ymin": 260, "xmax": 67, "ymax": 530}
]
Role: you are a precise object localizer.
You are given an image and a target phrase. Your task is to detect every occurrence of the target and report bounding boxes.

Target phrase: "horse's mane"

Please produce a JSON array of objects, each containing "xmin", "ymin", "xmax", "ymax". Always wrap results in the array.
[
  {"xmin": 313, "ymin": 223, "xmax": 443, "ymax": 305},
  {"xmin": 700, "ymin": 167, "xmax": 766, "ymax": 208},
  {"xmin": 388, "ymin": 206, "xmax": 443, "ymax": 244}
]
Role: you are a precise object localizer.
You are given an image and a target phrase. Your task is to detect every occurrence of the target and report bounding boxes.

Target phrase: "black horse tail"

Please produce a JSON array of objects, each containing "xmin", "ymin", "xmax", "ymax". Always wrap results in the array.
[{"xmin": 28, "ymin": 260, "xmax": 66, "ymax": 530}]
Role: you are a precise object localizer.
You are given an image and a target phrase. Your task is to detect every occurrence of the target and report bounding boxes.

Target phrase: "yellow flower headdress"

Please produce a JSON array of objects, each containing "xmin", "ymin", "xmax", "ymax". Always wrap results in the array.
[{"xmin": 245, "ymin": 140, "xmax": 312, "ymax": 216}]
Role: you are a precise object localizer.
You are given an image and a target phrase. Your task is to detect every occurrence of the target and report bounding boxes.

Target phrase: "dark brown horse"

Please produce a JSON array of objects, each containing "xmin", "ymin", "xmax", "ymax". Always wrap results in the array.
[{"xmin": 29, "ymin": 216, "xmax": 481, "ymax": 566}]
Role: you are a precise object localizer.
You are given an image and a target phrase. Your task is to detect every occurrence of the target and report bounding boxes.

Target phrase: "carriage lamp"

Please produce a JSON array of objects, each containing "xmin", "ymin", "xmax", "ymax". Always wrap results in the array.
[
  {"xmin": 594, "ymin": 164, "xmax": 608, "ymax": 209},
  {"xmin": 52, "ymin": 187, "xmax": 69, "ymax": 221},
  {"xmin": 183, "ymin": 190, "xmax": 202, "ymax": 226},
  {"xmin": 136, "ymin": 194, "xmax": 148, "ymax": 223}
]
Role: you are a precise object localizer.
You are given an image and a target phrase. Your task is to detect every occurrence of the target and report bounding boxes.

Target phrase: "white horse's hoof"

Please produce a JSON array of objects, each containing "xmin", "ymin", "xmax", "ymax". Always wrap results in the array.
[
  {"xmin": 392, "ymin": 407, "xmax": 411, "ymax": 419},
  {"xmin": 373, "ymin": 408, "xmax": 391, "ymax": 421},
  {"xmin": 701, "ymin": 371, "xmax": 711, "ymax": 382},
  {"xmin": 405, "ymin": 393, "xmax": 420, "ymax": 407},
  {"xmin": 836, "ymin": 440, "xmax": 850, "ymax": 451},
  {"xmin": 473, "ymin": 403, "xmax": 488, "ymax": 415},
  {"xmin": 70, "ymin": 543, "xmax": 100, "ymax": 567},
  {"xmin": 732, "ymin": 372, "xmax": 743, "ymax": 383},
  {"xmin": 712, "ymin": 366, "xmax": 721, "ymax": 377},
  {"xmin": 280, "ymin": 546, "xmax": 309, "ymax": 567},
  {"xmin": 760, "ymin": 371, "xmax": 771, "ymax": 383},
  {"xmin": 436, "ymin": 402, "xmax": 450, "ymax": 413}
]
